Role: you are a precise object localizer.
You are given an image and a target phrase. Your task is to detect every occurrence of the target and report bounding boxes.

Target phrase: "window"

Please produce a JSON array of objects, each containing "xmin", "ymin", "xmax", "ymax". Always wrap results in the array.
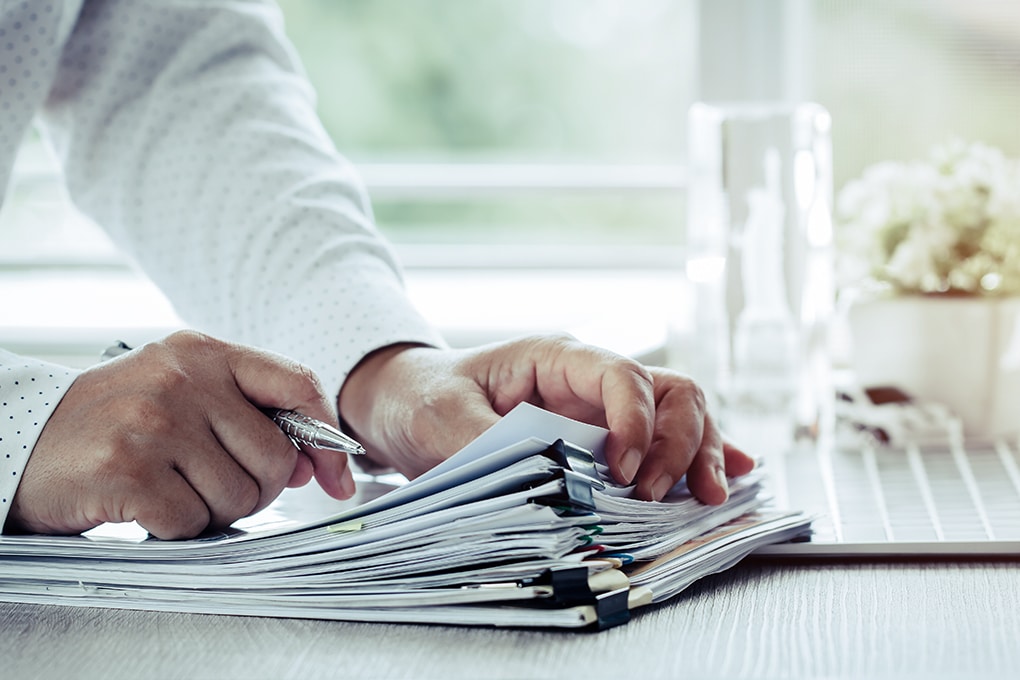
[
  {"xmin": 3, "ymin": 1, "xmax": 1020, "ymax": 361},
  {"xmin": 275, "ymin": 0, "xmax": 697, "ymax": 264}
]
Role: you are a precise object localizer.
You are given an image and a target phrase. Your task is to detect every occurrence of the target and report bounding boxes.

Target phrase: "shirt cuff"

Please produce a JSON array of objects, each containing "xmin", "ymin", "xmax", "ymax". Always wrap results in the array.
[{"xmin": 0, "ymin": 353, "xmax": 80, "ymax": 531}]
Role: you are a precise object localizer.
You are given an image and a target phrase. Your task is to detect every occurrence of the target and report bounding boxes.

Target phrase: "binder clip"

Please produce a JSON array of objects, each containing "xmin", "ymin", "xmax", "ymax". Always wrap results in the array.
[
  {"xmin": 531, "ymin": 566, "xmax": 595, "ymax": 606},
  {"xmin": 541, "ymin": 440, "xmax": 605, "ymax": 490},
  {"xmin": 591, "ymin": 587, "xmax": 632, "ymax": 630},
  {"xmin": 531, "ymin": 468, "xmax": 597, "ymax": 513},
  {"xmin": 527, "ymin": 440, "xmax": 604, "ymax": 514},
  {"xmin": 527, "ymin": 567, "xmax": 631, "ymax": 630}
]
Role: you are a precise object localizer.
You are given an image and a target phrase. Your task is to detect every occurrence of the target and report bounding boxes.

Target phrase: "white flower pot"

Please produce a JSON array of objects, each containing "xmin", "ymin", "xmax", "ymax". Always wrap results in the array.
[{"xmin": 847, "ymin": 295, "xmax": 1020, "ymax": 440}]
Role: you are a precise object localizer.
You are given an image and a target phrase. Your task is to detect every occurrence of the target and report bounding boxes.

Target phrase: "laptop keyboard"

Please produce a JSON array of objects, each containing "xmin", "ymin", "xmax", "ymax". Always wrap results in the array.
[{"xmin": 772, "ymin": 437, "xmax": 1020, "ymax": 545}]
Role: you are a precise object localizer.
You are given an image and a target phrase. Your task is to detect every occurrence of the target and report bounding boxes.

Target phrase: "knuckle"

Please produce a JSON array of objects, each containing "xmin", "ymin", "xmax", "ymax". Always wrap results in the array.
[
  {"xmin": 621, "ymin": 360, "xmax": 654, "ymax": 387},
  {"xmin": 536, "ymin": 332, "xmax": 580, "ymax": 354},
  {"xmin": 656, "ymin": 367, "xmax": 707, "ymax": 411},
  {"xmin": 164, "ymin": 329, "xmax": 218, "ymax": 353},
  {"xmin": 684, "ymin": 378, "xmax": 708, "ymax": 412},
  {"xmin": 545, "ymin": 331, "xmax": 579, "ymax": 345},
  {"xmin": 291, "ymin": 361, "xmax": 327, "ymax": 400},
  {"xmin": 409, "ymin": 394, "xmax": 447, "ymax": 439},
  {"xmin": 87, "ymin": 419, "xmax": 166, "ymax": 483},
  {"xmin": 509, "ymin": 332, "xmax": 577, "ymax": 355},
  {"xmin": 132, "ymin": 345, "xmax": 193, "ymax": 395},
  {"xmin": 91, "ymin": 438, "xmax": 143, "ymax": 483},
  {"xmin": 256, "ymin": 447, "xmax": 300, "ymax": 510},
  {"xmin": 247, "ymin": 348, "xmax": 328, "ymax": 407},
  {"xmin": 607, "ymin": 358, "xmax": 655, "ymax": 399}
]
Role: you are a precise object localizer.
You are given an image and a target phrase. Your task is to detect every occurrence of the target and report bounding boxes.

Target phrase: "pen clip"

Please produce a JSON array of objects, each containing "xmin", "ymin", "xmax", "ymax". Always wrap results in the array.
[{"xmin": 100, "ymin": 340, "xmax": 133, "ymax": 362}]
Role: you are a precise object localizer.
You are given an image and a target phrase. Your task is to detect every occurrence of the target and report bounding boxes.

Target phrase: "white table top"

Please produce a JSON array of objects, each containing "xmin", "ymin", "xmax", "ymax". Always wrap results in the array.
[{"xmin": 3, "ymin": 556, "xmax": 1018, "ymax": 680}]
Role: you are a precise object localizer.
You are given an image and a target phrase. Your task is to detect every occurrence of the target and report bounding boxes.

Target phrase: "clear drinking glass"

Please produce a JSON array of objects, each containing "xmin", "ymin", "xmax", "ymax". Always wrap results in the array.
[{"xmin": 684, "ymin": 101, "xmax": 834, "ymax": 441}]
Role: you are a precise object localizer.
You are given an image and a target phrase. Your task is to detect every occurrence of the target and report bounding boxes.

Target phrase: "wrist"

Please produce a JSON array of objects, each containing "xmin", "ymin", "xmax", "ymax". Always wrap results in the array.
[{"xmin": 337, "ymin": 343, "xmax": 429, "ymax": 455}]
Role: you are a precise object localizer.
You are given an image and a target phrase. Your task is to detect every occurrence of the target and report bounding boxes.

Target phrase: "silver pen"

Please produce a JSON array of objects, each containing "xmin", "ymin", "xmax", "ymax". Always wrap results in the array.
[
  {"xmin": 263, "ymin": 407, "xmax": 365, "ymax": 456},
  {"xmin": 102, "ymin": 342, "xmax": 365, "ymax": 456}
]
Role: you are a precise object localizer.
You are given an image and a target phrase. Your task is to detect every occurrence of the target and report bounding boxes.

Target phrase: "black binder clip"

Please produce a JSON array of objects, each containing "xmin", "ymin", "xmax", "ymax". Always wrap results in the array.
[
  {"xmin": 532, "ymin": 566, "xmax": 594, "ymax": 606},
  {"xmin": 523, "ymin": 567, "xmax": 631, "ymax": 630},
  {"xmin": 541, "ymin": 439, "xmax": 605, "ymax": 490},
  {"xmin": 591, "ymin": 587, "xmax": 631, "ymax": 630},
  {"xmin": 528, "ymin": 439, "xmax": 604, "ymax": 514},
  {"xmin": 531, "ymin": 468, "xmax": 597, "ymax": 513}
]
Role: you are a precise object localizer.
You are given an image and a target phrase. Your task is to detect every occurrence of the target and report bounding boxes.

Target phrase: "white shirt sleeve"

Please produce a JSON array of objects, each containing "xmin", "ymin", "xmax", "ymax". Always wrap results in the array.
[
  {"xmin": 0, "ymin": 353, "xmax": 79, "ymax": 529},
  {"xmin": 0, "ymin": 2, "xmax": 85, "ymax": 532},
  {"xmin": 38, "ymin": 0, "xmax": 446, "ymax": 402}
]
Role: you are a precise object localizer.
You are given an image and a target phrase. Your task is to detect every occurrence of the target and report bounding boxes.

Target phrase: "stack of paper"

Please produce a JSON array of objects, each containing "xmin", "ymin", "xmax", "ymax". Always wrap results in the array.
[{"xmin": 0, "ymin": 404, "xmax": 810, "ymax": 630}]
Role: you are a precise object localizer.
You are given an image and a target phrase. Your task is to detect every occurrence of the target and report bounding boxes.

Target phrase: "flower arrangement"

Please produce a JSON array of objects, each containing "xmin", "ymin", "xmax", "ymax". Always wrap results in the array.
[{"xmin": 835, "ymin": 140, "xmax": 1020, "ymax": 296}]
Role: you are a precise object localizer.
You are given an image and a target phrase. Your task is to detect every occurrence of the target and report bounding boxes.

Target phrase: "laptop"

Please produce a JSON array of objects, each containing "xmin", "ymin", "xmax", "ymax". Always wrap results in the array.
[{"xmin": 736, "ymin": 399, "xmax": 1020, "ymax": 557}]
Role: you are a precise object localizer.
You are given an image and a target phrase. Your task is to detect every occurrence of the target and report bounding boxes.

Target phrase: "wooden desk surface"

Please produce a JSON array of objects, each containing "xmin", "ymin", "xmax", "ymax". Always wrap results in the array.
[{"xmin": 3, "ymin": 557, "xmax": 1018, "ymax": 679}]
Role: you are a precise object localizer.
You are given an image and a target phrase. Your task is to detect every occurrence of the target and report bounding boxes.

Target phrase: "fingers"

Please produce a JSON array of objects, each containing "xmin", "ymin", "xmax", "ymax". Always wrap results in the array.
[
  {"xmin": 627, "ymin": 368, "xmax": 757, "ymax": 504},
  {"xmin": 108, "ymin": 433, "xmax": 265, "ymax": 540},
  {"xmin": 498, "ymin": 336, "xmax": 752, "ymax": 504},
  {"xmin": 163, "ymin": 332, "xmax": 355, "ymax": 501},
  {"xmin": 676, "ymin": 416, "xmax": 729, "ymax": 505},
  {"xmin": 97, "ymin": 397, "xmax": 281, "ymax": 536},
  {"xmin": 12, "ymin": 330, "xmax": 353, "ymax": 540},
  {"xmin": 462, "ymin": 335, "xmax": 752, "ymax": 504},
  {"xmin": 304, "ymin": 447, "xmax": 356, "ymax": 499},
  {"xmin": 595, "ymin": 359, "xmax": 656, "ymax": 487},
  {"xmin": 128, "ymin": 469, "xmax": 210, "ymax": 541},
  {"xmin": 201, "ymin": 400, "xmax": 302, "ymax": 516},
  {"xmin": 544, "ymin": 341, "xmax": 662, "ymax": 490},
  {"xmin": 206, "ymin": 398, "xmax": 352, "ymax": 503},
  {"xmin": 628, "ymin": 371, "xmax": 714, "ymax": 501},
  {"xmin": 227, "ymin": 343, "xmax": 337, "ymax": 427},
  {"xmin": 481, "ymin": 336, "xmax": 657, "ymax": 487},
  {"xmin": 222, "ymin": 340, "xmax": 355, "ymax": 500},
  {"xmin": 287, "ymin": 452, "xmax": 315, "ymax": 488},
  {"xmin": 723, "ymin": 440, "xmax": 757, "ymax": 477}
]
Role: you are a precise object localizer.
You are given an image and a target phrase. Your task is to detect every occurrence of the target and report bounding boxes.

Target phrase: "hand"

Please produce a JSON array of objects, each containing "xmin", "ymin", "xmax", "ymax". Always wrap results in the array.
[
  {"xmin": 338, "ymin": 334, "xmax": 755, "ymax": 504},
  {"xmin": 8, "ymin": 331, "xmax": 354, "ymax": 539}
]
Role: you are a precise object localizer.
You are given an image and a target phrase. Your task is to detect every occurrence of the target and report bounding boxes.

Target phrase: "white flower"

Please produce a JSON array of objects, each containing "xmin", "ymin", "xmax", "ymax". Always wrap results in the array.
[
  {"xmin": 836, "ymin": 140, "xmax": 1020, "ymax": 297},
  {"xmin": 884, "ymin": 235, "xmax": 937, "ymax": 292}
]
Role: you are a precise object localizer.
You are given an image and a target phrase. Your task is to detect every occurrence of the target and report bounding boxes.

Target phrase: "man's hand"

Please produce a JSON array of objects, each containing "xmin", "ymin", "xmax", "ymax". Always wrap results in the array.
[
  {"xmin": 7, "ymin": 331, "xmax": 354, "ymax": 539},
  {"xmin": 339, "ymin": 334, "xmax": 755, "ymax": 503}
]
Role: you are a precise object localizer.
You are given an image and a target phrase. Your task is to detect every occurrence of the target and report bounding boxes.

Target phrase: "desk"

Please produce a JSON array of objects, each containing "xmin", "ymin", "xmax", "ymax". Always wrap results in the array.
[
  {"xmin": 3, "ymin": 270, "xmax": 1017, "ymax": 678},
  {"xmin": 2, "ymin": 557, "xmax": 1018, "ymax": 679}
]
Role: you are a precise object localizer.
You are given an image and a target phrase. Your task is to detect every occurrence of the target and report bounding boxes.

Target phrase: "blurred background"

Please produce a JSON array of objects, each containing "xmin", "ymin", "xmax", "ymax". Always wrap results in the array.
[{"xmin": 3, "ymin": 0, "xmax": 1020, "ymax": 363}]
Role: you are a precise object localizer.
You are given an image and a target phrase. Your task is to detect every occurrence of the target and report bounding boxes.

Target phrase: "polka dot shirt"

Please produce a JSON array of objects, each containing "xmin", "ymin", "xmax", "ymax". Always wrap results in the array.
[{"xmin": 0, "ymin": 1, "xmax": 446, "ymax": 529}]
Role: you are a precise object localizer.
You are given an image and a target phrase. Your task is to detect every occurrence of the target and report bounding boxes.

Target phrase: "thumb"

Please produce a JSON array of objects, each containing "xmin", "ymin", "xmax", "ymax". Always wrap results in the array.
[
  {"xmin": 226, "ymin": 344, "xmax": 354, "ymax": 500},
  {"xmin": 227, "ymin": 346, "xmax": 338, "ymax": 426}
]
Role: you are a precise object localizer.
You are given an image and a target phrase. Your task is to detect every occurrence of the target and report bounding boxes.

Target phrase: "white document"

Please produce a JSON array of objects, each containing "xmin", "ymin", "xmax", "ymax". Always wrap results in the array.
[{"xmin": 0, "ymin": 403, "xmax": 810, "ymax": 630}]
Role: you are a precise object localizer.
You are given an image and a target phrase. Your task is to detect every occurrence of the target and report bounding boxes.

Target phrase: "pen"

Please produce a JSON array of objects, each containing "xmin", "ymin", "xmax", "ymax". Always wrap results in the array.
[
  {"xmin": 263, "ymin": 407, "xmax": 366, "ymax": 456},
  {"xmin": 101, "ymin": 342, "xmax": 365, "ymax": 456}
]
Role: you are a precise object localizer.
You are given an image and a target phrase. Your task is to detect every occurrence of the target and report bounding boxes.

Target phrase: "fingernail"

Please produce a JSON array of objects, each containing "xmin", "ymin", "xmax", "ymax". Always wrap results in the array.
[
  {"xmin": 715, "ymin": 467, "xmax": 730, "ymax": 501},
  {"xmin": 619, "ymin": 448, "xmax": 642, "ymax": 484},
  {"xmin": 651, "ymin": 474, "xmax": 674, "ymax": 501}
]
